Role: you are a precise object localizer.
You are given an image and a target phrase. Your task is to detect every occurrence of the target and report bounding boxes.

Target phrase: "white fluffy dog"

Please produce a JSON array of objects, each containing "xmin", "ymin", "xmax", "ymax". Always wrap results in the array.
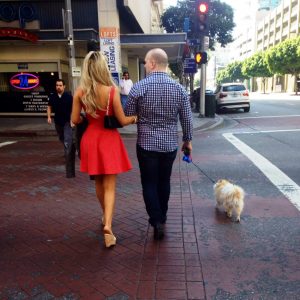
[{"xmin": 213, "ymin": 179, "xmax": 245, "ymax": 222}]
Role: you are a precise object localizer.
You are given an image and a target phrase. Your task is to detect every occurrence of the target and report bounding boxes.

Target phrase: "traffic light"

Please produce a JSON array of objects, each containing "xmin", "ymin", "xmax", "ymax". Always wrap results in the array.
[
  {"xmin": 195, "ymin": 0, "xmax": 209, "ymax": 35},
  {"xmin": 195, "ymin": 52, "xmax": 207, "ymax": 65}
]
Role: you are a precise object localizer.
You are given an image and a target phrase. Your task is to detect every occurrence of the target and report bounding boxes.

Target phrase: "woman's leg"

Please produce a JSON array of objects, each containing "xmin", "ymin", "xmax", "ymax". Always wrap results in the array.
[
  {"xmin": 95, "ymin": 175, "xmax": 104, "ymax": 212},
  {"xmin": 102, "ymin": 174, "xmax": 117, "ymax": 233}
]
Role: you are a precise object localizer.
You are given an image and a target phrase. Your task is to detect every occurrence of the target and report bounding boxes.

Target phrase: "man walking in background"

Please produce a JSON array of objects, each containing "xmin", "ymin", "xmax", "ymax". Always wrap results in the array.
[
  {"xmin": 120, "ymin": 71, "xmax": 133, "ymax": 108},
  {"xmin": 125, "ymin": 48, "xmax": 193, "ymax": 240},
  {"xmin": 47, "ymin": 79, "xmax": 76, "ymax": 178}
]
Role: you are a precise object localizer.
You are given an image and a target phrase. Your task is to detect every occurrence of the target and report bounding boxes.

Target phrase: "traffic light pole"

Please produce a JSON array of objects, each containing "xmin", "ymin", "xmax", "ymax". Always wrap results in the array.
[
  {"xmin": 199, "ymin": 35, "xmax": 206, "ymax": 117},
  {"xmin": 64, "ymin": 0, "xmax": 77, "ymax": 94}
]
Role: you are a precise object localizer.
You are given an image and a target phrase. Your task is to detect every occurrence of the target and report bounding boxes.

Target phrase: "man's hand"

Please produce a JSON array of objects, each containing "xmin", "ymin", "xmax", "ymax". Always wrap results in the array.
[
  {"xmin": 181, "ymin": 141, "xmax": 192, "ymax": 153},
  {"xmin": 47, "ymin": 117, "xmax": 52, "ymax": 124}
]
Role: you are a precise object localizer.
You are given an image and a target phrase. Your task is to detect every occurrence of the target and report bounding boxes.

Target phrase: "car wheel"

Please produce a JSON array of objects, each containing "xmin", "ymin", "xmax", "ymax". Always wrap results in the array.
[{"xmin": 244, "ymin": 107, "xmax": 250, "ymax": 112}]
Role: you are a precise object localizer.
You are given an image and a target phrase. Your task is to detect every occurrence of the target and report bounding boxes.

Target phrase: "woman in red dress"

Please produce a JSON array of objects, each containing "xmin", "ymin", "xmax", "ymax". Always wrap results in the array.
[{"xmin": 71, "ymin": 51, "xmax": 137, "ymax": 248}]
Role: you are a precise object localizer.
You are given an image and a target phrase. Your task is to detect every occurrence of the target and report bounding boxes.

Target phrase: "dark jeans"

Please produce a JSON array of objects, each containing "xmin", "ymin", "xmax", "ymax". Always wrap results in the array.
[
  {"xmin": 136, "ymin": 144, "xmax": 177, "ymax": 227},
  {"xmin": 121, "ymin": 94, "xmax": 128, "ymax": 108},
  {"xmin": 55, "ymin": 122, "xmax": 76, "ymax": 178}
]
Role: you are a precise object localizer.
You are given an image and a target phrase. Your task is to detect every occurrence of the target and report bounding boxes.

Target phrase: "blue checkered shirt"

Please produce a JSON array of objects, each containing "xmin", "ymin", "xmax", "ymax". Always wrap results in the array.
[{"xmin": 125, "ymin": 71, "xmax": 193, "ymax": 152}]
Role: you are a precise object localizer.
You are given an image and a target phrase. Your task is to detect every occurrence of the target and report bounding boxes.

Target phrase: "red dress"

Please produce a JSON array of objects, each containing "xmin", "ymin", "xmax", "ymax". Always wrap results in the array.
[{"xmin": 80, "ymin": 87, "xmax": 132, "ymax": 175}]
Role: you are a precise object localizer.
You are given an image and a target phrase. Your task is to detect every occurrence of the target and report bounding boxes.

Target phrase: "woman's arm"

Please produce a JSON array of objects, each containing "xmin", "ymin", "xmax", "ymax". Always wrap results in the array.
[
  {"xmin": 113, "ymin": 89, "xmax": 137, "ymax": 126},
  {"xmin": 71, "ymin": 88, "xmax": 84, "ymax": 124}
]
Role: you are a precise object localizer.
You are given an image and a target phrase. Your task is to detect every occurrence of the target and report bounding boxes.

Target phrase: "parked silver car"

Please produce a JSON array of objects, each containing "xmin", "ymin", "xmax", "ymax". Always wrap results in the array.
[{"xmin": 215, "ymin": 83, "xmax": 250, "ymax": 113}]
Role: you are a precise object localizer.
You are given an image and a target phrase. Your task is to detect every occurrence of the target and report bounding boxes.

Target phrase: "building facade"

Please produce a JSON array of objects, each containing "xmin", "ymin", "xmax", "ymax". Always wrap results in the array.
[
  {"xmin": 0, "ymin": 0, "xmax": 185, "ymax": 115},
  {"xmin": 255, "ymin": 0, "xmax": 300, "ymax": 92}
]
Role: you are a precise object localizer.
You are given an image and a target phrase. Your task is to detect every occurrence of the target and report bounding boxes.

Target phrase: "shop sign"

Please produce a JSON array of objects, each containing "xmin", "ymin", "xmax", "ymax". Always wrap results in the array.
[
  {"xmin": 100, "ymin": 27, "xmax": 120, "ymax": 84},
  {"xmin": 17, "ymin": 63, "xmax": 28, "ymax": 70},
  {"xmin": 72, "ymin": 66, "xmax": 81, "ymax": 77},
  {"xmin": 0, "ymin": 28, "xmax": 38, "ymax": 42},
  {"xmin": 10, "ymin": 73, "xmax": 40, "ymax": 90},
  {"xmin": 0, "ymin": 2, "xmax": 37, "ymax": 28},
  {"xmin": 0, "ymin": 91, "xmax": 49, "ymax": 114}
]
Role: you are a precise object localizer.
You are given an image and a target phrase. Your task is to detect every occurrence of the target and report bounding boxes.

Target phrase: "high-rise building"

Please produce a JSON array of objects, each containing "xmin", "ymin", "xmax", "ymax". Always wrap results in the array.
[{"xmin": 258, "ymin": 0, "xmax": 281, "ymax": 10}]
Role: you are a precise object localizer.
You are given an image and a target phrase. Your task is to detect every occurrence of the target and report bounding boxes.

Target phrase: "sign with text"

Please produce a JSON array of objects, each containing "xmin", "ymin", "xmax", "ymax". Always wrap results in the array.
[
  {"xmin": 72, "ymin": 66, "xmax": 81, "ymax": 77},
  {"xmin": 0, "ymin": 92, "xmax": 49, "ymax": 113},
  {"xmin": 100, "ymin": 27, "xmax": 120, "ymax": 84},
  {"xmin": 184, "ymin": 58, "xmax": 197, "ymax": 74}
]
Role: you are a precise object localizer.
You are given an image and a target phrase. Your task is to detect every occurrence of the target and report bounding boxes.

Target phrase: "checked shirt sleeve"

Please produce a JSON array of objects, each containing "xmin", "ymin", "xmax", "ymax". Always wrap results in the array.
[
  {"xmin": 124, "ymin": 84, "xmax": 138, "ymax": 116},
  {"xmin": 179, "ymin": 88, "xmax": 193, "ymax": 142}
]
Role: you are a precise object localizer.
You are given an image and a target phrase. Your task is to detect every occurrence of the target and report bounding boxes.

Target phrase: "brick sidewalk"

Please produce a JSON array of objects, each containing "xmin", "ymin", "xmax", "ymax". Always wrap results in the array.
[{"xmin": 0, "ymin": 138, "xmax": 206, "ymax": 300}]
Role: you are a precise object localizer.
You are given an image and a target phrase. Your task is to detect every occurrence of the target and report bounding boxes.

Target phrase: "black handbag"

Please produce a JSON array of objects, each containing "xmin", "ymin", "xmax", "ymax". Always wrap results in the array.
[
  {"xmin": 75, "ymin": 113, "xmax": 88, "ymax": 159},
  {"xmin": 104, "ymin": 86, "xmax": 123, "ymax": 129}
]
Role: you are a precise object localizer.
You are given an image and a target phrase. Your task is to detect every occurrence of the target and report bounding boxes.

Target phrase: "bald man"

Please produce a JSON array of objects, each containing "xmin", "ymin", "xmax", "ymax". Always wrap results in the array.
[{"xmin": 125, "ymin": 48, "xmax": 193, "ymax": 240}]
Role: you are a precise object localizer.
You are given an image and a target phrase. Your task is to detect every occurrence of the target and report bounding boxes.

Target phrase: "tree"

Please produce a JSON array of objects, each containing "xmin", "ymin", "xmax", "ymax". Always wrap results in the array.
[
  {"xmin": 226, "ymin": 61, "xmax": 249, "ymax": 82},
  {"xmin": 216, "ymin": 68, "xmax": 231, "ymax": 85},
  {"xmin": 216, "ymin": 61, "xmax": 249, "ymax": 84},
  {"xmin": 161, "ymin": 0, "xmax": 235, "ymax": 80},
  {"xmin": 242, "ymin": 51, "xmax": 273, "ymax": 93},
  {"xmin": 161, "ymin": 0, "xmax": 235, "ymax": 49},
  {"xmin": 266, "ymin": 36, "xmax": 300, "ymax": 94}
]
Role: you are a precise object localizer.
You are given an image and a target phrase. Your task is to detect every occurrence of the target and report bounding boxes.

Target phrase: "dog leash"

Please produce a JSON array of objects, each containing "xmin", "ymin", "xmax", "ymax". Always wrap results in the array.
[
  {"xmin": 191, "ymin": 161, "xmax": 216, "ymax": 184},
  {"xmin": 182, "ymin": 149, "xmax": 216, "ymax": 184}
]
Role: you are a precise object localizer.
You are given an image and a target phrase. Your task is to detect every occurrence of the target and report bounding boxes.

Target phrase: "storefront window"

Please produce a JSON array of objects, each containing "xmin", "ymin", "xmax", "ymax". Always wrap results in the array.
[{"xmin": 0, "ymin": 72, "xmax": 58, "ymax": 114}]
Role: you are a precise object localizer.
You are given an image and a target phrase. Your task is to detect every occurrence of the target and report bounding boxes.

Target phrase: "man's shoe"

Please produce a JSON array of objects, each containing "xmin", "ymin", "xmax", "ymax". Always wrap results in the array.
[{"xmin": 154, "ymin": 223, "xmax": 164, "ymax": 240}]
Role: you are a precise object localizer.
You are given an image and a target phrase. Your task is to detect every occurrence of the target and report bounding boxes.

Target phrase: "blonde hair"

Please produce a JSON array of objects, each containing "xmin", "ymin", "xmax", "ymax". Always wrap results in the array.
[{"xmin": 80, "ymin": 51, "xmax": 115, "ymax": 117}]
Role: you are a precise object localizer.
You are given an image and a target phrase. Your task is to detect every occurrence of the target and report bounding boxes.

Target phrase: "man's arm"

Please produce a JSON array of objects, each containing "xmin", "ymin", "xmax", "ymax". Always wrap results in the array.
[
  {"xmin": 124, "ymin": 85, "xmax": 138, "ymax": 116},
  {"xmin": 179, "ymin": 89, "xmax": 193, "ymax": 152}
]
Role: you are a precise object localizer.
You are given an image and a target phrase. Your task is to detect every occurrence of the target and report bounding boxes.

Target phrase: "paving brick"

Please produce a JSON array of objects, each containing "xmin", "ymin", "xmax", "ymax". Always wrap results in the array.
[{"xmin": 187, "ymin": 282, "xmax": 205, "ymax": 299}]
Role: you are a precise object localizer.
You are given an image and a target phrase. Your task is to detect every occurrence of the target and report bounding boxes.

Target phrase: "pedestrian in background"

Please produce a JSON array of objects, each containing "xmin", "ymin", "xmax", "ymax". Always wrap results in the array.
[
  {"xmin": 71, "ymin": 51, "xmax": 137, "ymax": 248},
  {"xmin": 119, "ymin": 71, "xmax": 133, "ymax": 108},
  {"xmin": 47, "ymin": 79, "xmax": 76, "ymax": 178},
  {"xmin": 125, "ymin": 48, "xmax": 193, "ymax": 240}
]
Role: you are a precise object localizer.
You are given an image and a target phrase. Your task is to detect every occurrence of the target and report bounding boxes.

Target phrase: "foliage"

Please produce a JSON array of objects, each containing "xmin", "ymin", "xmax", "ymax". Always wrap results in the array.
[
  {"xmin": 266, "ymin": 36, "xmax": 300, "ymax": 76},
  {"xmin": 242, "ymin": 51, "xmax": 273, "ymax": 93},
  {"xmin": 242, "ymin": 51, "xmax": 273, "ymax": 78},
  {"xmin": 216, "ymin": 68, "xmax": 230, "ymax": 85},
  {"xmin": 216, "ymin": 61, "xmax": 249, "ymax": 84},
  {"xmin": 227, "ymin": 61, "xmax": 248, "ymax": 82},
  {"xmin": 161, "ymin": 0, "xmax": 235, "ymax": 49}
]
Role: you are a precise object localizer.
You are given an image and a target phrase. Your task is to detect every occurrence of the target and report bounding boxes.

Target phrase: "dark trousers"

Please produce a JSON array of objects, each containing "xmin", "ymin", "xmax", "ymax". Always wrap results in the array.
[
  {"xmin": 136, "ymin": 144, "xmax": 177, "ymax": 226},
  {"xmin": 55, "ymin": 123, "xmax": 76, "ymax": 178}
]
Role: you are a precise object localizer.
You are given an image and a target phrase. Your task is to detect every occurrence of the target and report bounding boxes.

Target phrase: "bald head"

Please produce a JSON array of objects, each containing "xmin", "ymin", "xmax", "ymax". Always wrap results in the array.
[{"xmin": 144, "ymin": 48, "xmax": 168, "ymax": 73}]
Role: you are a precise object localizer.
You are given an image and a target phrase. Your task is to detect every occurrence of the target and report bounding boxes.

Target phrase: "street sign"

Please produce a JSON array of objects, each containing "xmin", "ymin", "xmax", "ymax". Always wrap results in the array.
[
  {"xmin": 188, "ymin": 39, "xmax": 201, "ymax": 46},
  {"xmin": 203, "ymin": 36, "xmax": 209, "ymax": 51},
  {"xmin": 72, "ymin": 66, "xmax": 81, "ymax": 77},
  {"xmin": 184, "ymin": 58, "xmax": 197, "ymax": 74}
]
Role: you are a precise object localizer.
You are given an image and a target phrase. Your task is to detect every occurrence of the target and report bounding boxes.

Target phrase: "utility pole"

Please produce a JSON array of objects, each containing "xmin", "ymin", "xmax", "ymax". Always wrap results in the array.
[
  {"xmin": 63, "ymin": 0, "xmax": 76, "ymax": 94},
  {"xmin": 194, "ymin": 0, "xmax": 209, "ymax": 117},
  {"xmin": 199, "ymin": 35, "xmax": 206, "ymax": 117}
]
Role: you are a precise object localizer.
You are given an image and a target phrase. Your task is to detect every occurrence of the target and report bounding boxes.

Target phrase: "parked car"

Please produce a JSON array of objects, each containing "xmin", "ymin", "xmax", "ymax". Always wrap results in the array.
[{"xmin": 214, "ymin": 83, "xmax": 250, "ymax": 113}]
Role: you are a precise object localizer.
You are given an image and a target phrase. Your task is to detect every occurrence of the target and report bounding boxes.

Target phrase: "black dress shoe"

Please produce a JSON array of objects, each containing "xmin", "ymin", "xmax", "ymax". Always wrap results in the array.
[{"xmin": 154, "ymin": 223, "xmax": 164, "ymax": 240}]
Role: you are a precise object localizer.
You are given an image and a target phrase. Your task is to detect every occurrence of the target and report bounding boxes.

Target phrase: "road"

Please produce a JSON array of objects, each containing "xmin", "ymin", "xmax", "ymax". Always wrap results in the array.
[{"xmin": 187, "ymin": 97, "xmax": 300, "ymax": 298}]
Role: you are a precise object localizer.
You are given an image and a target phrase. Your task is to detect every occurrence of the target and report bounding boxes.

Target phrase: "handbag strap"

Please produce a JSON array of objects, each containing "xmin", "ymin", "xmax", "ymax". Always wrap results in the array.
[{"xmin": 106, "ymin": 86, "xmax": 115, "ymax": 116}]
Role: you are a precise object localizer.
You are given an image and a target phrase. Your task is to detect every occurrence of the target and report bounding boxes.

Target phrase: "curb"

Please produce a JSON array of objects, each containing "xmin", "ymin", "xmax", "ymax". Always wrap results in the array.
[{"xmin": 0, "ymin": 130, "xmax": 57, "ymax": 137}]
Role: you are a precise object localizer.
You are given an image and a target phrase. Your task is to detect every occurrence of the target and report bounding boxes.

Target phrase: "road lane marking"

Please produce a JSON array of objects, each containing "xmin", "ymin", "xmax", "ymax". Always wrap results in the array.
[
  {"xmin": 232, "ymin": 115, "xmax": 300, "ymax": 119},
  {"xmin": 223, "ymin": 133, "xmax": 300, "ymax": 212},
  {"xmin": 230, "ymin": 129, "xmax": 300, "ymax": 134},
  {"xmin": 0, "ymin": 141, "xmax": 17, "ymax": 148}
]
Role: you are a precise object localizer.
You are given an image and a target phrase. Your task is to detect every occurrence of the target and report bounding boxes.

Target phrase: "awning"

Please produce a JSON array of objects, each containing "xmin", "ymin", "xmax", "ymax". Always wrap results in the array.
[{"xmin": 120, "ymin": 33, "xmax": 187, "ymax": 62}]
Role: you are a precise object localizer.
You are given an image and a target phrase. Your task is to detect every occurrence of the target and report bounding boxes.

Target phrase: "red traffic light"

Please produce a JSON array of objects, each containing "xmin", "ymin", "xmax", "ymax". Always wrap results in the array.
[{"xmin": 198, "ymin": 2, "xmax": 208, "ymax": 14}]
